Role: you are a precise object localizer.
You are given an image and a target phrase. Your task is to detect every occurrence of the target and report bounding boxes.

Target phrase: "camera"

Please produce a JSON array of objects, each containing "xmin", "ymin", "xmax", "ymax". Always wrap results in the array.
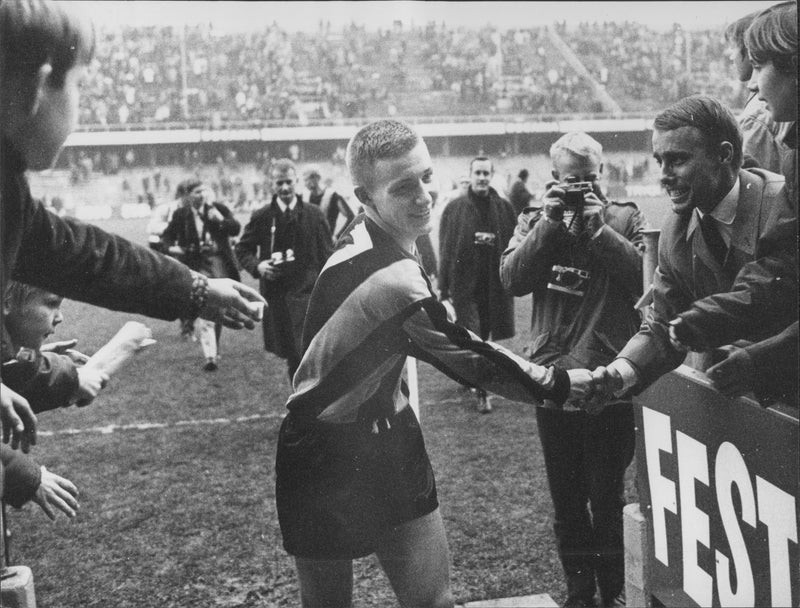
[
  {"xmin": 561, "ymin": 181, "xmax": 593, "ymax": 209},
  {"xmin": 547, "ymin": 264, "xmax": 591, "ymax": 297},
  {"xmin": 474, "ymin": 231, "xmax": 498, "ymax": 247},
  {"xmin": 557, "ymin": 182, "xmax": 593, "ymax": 233},
  {"xmin": 271, "ymin": 249, "xmax": 296, "ymax": 265}
]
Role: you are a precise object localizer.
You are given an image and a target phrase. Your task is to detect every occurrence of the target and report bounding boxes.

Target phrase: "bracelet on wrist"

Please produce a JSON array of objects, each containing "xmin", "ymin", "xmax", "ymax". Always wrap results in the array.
[{"xmin": 189, "ymin": 271, "xmax": 209, "ymax": 319}]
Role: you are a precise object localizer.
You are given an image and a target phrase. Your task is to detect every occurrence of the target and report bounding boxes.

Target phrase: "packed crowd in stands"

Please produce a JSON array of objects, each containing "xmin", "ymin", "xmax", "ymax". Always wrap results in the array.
[
  {"xmin": 558, "ymin": 20, "xmax": 744, "ymax": 112},
  {"xmin": 79, "ymin": 19, "xmax": 747, "ymax": 128}
]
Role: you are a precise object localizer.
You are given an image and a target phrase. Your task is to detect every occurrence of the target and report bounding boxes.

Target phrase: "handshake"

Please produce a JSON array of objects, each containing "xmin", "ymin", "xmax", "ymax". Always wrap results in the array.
[{"xmin": 566, "ymin": 366, "xmax": 627, "ymax": 414}]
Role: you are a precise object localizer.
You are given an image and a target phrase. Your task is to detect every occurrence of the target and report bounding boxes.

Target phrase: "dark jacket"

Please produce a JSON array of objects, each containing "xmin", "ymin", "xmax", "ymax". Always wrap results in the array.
[
  {"xmin": 676, "ymin": 131, "xmax": 798, "ymax": 405},
  {"xmin": 160, "ymin": 202, "xmax": 241, "ymax": 281},
  {"xmin": 1, "ymin": 444, "xmax": 41, "ymax": 509},
  {"xmin": 1, "ymin": 139, "xmax": 197, "ymax": 322},
  {"xmin": 438, "ymin": 187, "xmax": 517, "ymax": 340},
  {"xmin": 235, "ymin": 196, "xmax": 333, "ymax": 356},
  {"xmin": 508, "ymin": 179, "xmax": 533, "ymax": 215},
  {"xmin": 617, "ymin": 168, "xmax": 793, "ymax": 391},
  {"xmin": 1, "ymin": 346, "xmax": 79, "ymax": 413},
  {"xmin": 1, "ymin": 138, "xmax": 200, "ymax": 505},
  {"xmin": 500, "ymin": 200, "xmax": 645, "ymax": 379}
]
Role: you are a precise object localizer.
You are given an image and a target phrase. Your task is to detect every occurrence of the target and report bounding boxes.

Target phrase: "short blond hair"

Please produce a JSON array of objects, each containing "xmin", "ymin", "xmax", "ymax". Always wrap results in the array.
[
  {"xmin": 346, "ymin": 120, "xmax": 421, "ymax": 193},
  {"xmin": 549, "ymin": 132, "xmax": 603, "ymax": 167}
]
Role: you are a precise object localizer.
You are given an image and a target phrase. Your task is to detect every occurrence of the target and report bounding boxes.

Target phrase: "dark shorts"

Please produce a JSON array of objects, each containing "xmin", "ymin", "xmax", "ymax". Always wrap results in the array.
[{"xmin": 275, "ymin": 405, "xmax": 438, "ymax": 560}]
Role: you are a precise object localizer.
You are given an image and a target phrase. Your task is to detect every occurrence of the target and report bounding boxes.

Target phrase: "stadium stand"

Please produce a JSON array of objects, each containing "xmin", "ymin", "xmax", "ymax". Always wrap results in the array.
[{"xmin": 79, "ymin": 20, "xmax": 747, "ymax": 129}]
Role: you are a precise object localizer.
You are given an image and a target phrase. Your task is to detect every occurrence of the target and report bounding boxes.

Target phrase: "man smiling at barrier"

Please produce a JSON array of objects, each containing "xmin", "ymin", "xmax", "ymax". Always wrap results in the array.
[{"xmin": 591, "ymin": 95, "xmax": 793, "ymax": 398}]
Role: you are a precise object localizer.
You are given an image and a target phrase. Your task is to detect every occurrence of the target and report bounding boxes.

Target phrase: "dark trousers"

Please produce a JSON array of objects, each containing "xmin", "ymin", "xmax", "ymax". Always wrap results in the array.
[{"xmin": 536, "ymin": 404, "xmax": 635, "ymax": 605}]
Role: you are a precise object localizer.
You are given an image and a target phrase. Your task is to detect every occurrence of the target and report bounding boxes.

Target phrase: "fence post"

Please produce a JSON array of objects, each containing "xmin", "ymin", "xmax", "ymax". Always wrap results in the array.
[
  {"xmin": 407, "ymin": 357, "xmax": 420, "ymax": 420},
  {"xmin": 623, "ymin": 502, "xmax": 651, "ymax": 608}
]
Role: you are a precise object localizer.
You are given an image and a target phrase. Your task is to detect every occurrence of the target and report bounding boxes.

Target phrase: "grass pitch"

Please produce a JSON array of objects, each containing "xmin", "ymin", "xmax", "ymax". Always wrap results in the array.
[{"xmin": 6, "ymin": 217, "xmax": 635, "ymax": 607}]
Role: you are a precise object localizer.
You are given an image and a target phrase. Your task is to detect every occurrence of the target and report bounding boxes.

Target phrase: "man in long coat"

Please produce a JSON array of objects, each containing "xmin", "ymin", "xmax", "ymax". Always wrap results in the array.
[
  {"xmin": 438, "ymin": 156, "xmax": 517, "ymax": 412},
  {"xmin": 236, "ymin": 159, "xmax": 333, "ymax": 380}
]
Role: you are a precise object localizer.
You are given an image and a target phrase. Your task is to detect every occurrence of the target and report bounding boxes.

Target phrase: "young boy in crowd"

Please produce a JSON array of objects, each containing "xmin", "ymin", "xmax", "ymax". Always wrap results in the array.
[
  {"xmin": 1, "ymin": 0, "xmax": 265, "ymax": 453},
  {"xmin": 1, "ymin": 280, "xmax": 110, "ymax": 523},
  {"xmin": 2, "ymin": 280, "xmax": 109, "ymax": 412}
]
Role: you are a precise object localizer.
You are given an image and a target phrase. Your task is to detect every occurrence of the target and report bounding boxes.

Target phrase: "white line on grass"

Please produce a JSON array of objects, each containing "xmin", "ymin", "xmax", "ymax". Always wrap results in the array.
[
  {"xmin": 38, "ymin": 412, "xmax": 287, "ymax": 437},
  {"xmin": 38, "ymin": 397, "xmax": 464, "ymax": 437}
]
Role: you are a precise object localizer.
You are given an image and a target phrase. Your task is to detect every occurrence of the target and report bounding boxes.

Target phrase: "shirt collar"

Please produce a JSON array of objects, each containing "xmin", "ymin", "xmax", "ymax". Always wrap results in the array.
[
  {"xmin": 276, "ymin": 197, "xmax": 297, "ymax": 213},
  {"xmin": 687, "ymin": 177, "xmax": 739, "ymax": 239}
]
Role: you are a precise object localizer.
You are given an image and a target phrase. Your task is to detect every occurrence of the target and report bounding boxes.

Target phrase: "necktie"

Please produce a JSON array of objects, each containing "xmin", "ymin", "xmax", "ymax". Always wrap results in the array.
[{"xmin": 700, "ymin": 214, "xmax": 727, "ymax": 265}]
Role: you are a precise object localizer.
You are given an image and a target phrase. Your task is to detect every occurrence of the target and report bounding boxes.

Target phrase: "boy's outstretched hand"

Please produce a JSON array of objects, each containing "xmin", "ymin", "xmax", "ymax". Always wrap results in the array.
[
  {"xmin": 33, "ymin": 466, "xmax": 79, "ymax": 520},
  {"xmin": 75, "ymin": 367, "xmax": 111, "ymax": 407}
]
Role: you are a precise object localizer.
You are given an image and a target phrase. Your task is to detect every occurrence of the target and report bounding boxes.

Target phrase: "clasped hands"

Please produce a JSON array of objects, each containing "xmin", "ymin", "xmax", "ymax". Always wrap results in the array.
[{"xmin": 566, "ymin": 366, "xmax": 625, "ymax": 414}]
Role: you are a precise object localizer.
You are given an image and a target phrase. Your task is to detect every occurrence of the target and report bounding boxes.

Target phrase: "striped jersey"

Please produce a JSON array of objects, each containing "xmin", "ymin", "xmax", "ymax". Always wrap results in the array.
[{"xmin": 286, "ymin": 215, "xmax": 568, "ymax": 424}]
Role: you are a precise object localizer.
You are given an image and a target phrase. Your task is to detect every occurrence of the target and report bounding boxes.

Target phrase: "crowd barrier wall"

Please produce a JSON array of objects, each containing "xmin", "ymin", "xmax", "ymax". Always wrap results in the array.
[{"xmin": 625, "ymin": 366, "xmax": 798, "ymax": 608}]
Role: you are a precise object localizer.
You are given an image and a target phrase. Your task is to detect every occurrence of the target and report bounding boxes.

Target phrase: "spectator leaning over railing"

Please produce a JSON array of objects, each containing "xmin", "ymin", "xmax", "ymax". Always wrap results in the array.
[
  {"xmin": 723, "ymin": 8, "xmax": 790, "ymax": 172},
  {"xmin": 588, "ymin": 95, "xmax": 794, "ymax": 403},
  {"xmin": 667, "ymin": 1, "xmax": 798, "ymax": 405},
  {"xmin": 0, "ymin": 0, "xmax": 265, "ymax": 454}
]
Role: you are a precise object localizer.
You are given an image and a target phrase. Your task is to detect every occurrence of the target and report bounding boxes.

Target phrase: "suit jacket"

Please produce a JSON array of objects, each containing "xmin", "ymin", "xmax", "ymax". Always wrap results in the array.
[
  {"xmin": 1, "ymin": 344, "xmax": 79, "ymax": 413},
  {"xmin": 618, "ymin": 168, "xmax": 792, "ymax": 390},
  {"xmin": 160, "ymin": 202, "xmax": 241, "ymax": 281}
]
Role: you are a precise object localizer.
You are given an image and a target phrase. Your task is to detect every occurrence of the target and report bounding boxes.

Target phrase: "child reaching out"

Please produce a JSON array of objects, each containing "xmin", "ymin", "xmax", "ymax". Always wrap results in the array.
[
  {"xmin": 2, "ymin": 281, "xmax": 109, "ymax": 412},
  {"xmin": 0, "ymin": 0, "xmax": 265, "ymax": 452},
  {"xmin": 2, "ymin": 444, "xmax": 79, "ymax": 520}
]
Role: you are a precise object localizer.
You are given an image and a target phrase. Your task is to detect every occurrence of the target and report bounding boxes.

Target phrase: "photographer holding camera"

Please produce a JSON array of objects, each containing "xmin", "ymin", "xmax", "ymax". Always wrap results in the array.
[
  {"xmin": 161, "ymin": 179, "xmax": 242, "ymax": 371},
  {"xmin": 500, "ymin": 132, "xmax": 645, "ymax": 608}
]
